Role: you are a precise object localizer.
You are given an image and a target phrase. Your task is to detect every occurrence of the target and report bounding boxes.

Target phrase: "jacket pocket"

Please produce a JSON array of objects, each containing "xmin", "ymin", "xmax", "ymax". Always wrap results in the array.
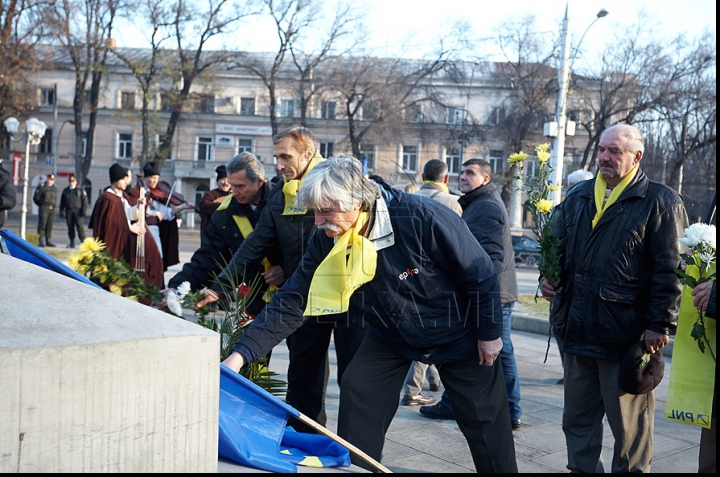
[{"xmin": 597, "ymin": 283, "xmax": 643, "ymax": 351}]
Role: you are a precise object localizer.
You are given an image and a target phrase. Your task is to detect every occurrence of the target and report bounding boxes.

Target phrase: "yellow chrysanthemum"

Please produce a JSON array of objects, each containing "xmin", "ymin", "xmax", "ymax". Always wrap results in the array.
[
  {"xmin": 109, "ymin": 284, "xmax": 124, "ymax": 295},
  {"xmin": 126, "ymin": 296, "xmax": 139, "ymax": 302},
  {"xmin": 67, "ymin": 255, "xmax": 88, "ymax": 274},
  {"xmin": 549, "ymin": 183, "xmax": 562, "ymax": 192},
  {"xmin": 78, "ymin": 237, "xmax": 106, "ymax": 256},
  {"xmin": 536, "ymin": 199, "xmax": 553, "ymax": 214},
  {"xmin": 535, "ymin": 143, "xmax": 550, "ymax": 154},
  {"xmin": 507, "ymin": 152, "xmax": 529, "ymax": 164},
  {"xmin": 537, "ymin": 151, "xmax": 551, "ymax": 164}
]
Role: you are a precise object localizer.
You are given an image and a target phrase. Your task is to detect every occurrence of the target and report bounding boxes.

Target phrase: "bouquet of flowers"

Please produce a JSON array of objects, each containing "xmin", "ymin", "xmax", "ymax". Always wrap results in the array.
[
  {"xmin": 676, "ymin": 222, "xmax": 716, "ymax": 361},
  {"xmin": 508, "ymin": 143, "xmax": 563, "ymax": 295}
]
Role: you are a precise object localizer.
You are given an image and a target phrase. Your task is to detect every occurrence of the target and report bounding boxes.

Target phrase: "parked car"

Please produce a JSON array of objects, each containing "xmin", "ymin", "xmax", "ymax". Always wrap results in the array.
[{"xmin": 512, "ymin": 235, "xmax": 541, "ymax": 267}]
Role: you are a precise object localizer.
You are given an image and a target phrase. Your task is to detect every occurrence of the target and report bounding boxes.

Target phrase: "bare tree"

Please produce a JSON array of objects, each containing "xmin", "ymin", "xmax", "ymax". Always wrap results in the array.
[
  {"xmin": 45, "ymin": 0, "xmax": 124, "ymax": 188},
  {"xmin": 156, "ymin": 0, "xmax": 259, "ymax": 163}
]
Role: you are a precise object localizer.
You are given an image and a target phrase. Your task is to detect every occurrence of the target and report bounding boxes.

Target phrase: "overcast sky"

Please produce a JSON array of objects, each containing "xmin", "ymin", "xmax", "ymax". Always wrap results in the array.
[{"xmin": 115, "ymin": 0, "xmax": 716, "ymax": 62}]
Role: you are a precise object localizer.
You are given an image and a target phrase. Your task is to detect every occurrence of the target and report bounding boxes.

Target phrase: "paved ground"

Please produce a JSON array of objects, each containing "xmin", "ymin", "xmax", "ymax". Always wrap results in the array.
[{"xmin": 3, "ymin": 214, "xmax": 704, "ymax": 472}]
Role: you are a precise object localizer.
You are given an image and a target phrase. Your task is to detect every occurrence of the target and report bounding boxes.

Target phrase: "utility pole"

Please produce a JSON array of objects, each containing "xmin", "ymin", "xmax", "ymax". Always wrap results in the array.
[{"xmin": 52, "ymin": 83, "xmax": 58, "ymax": 177}]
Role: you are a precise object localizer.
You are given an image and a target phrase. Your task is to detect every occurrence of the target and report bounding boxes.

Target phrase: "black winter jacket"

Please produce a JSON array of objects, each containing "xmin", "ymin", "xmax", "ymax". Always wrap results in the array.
[
  {"xmin": 214, "ymin": 180, "xmax": 316, "ymax": 293},
  {"xmin": 34, "ymin": 183, "xmax": 57, "ymax": 209},
  {"xmin": 550, "ymin": 169, "xmax": 688, "ymax": 361},
  {"xmin": 235, "ymin": 186, "xmax": 503, "ymax": 365},
  {"xmin": 169, "ymin": 184, "xmax": 277, "ymax": 315},
  {"xmin": 60, "ymin": 186, "xmax": 88, "ymax": 215},
  {"xmin": 0, "ymin": 166, "xmax": 17, "ymax": 228},
  {"xmin": 458, "ymin": 183, "xmax": 518, "ymax": 303}
]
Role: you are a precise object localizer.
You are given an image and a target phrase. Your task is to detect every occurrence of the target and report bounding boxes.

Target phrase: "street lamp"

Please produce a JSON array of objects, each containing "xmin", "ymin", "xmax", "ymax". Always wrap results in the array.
[
  {"xmin": 4, "ymin": 116, "xmax": 48, "ymax": 239},
  {"xmin": 548, "ymin": 3, "xmax": 609, "ymax": 204}
]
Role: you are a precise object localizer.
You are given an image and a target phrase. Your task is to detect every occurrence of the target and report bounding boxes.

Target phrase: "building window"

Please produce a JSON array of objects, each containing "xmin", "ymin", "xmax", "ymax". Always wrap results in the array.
[
  {"xmin": 240, "ymin": 97, "xmax": 256, "ymax": 116},
  {"xmin": 120, "ymin": 91, "xmax": 135, "ymax": 110},
  {"xmin": 361, "ymin": 102, "xmax": 377, "ymax": 121},
  {"xmin": 118, "ymin": 133, "xmax": 133, "ymax": 159},
  {"xmin": 160, "ymin": 93, "xmax": 174, "ymax": 112},
  {"xmin": 319, "ymin": 142, "xmax": 334, "ymax": 158},
  {"xmin": 489, "ymin": 106, "xmax": 506, "ymax": 125},
  {"xmin": 526, "ymin": 159, "xmax": 539, "ymax": 178},
  {"xmin": 82, "ymin": 132, "xmax": 88, "ymax": 158},
  {"xmin": 406, "ymin": 103, "xmax": 422, "ymax": 123},
  {"xmin": 447, "ymin": 107, "xmax": 465, "ymax": 125},
  {"xmin": 39, "ymin": 128, "xmax": 53, "ymax": 154},
  {"xmin": 194, "ymin": 183, "xmax": 209, "ymax": 206},
  {"xmin": 446, "ymin": 147, "xmax": 460, "ymax": 174},
  {"xmin": 40, "ymin": 88, "xmax": 55, "ymax": 106},
  {"xmin": 360, "ymin": 143, "xmax": 375, "ymax": 171},
  {"xmin": 237, "ymin": 138, "xmax": 253, "ymax": 154},
  {"xmin": 280, "ymin": 99, "xmax": 295, "ymax": 117},
  {"xmin": 402, "ymin": 145, "xmax": 418, "ymax": 173},
  {"xmin": 190, "ymin": 95, "xmax": 215, "ymax": 114},
  {"xmin": 321, "ymin": 100, "xmax": 337, "ymax": 119},
  {"xmin": 197, "ymin": 136, "xmax": 213, "ymax": 161},
  {"xmin": 83, "ymin": 90, "xmax": 93, "ymax": 108},
  {"xmin": 489, "ymin": 149, "xmax": 504, "ymax": 174}
]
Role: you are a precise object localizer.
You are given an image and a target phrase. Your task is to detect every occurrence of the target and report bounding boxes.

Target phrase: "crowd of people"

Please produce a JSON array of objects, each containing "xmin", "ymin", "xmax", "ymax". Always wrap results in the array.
[{"xmin": 0, "ymin": 122, "xmax": 714, "ymax": 473}]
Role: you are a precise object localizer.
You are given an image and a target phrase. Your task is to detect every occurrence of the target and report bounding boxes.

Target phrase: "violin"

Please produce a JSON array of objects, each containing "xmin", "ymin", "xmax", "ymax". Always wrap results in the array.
[{"xmin": 125, "ymin": 174, "xmax": 199, "ymax": 213}]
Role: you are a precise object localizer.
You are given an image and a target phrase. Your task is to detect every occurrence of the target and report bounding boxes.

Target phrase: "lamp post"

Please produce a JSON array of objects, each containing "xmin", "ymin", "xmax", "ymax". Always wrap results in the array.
[
  {"xmin": 4, "ymin": 117, "xmax": 48, "ymax": 239},
  {"xmin": 549, "ymin": 3, "xmax": 609, "ymax": 204}
]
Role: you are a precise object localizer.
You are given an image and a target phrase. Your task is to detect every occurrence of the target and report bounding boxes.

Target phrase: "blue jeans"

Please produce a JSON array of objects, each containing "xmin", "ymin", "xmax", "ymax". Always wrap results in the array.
[{"xmin": 437, "ymin": 302, "xmax": 522, "ymax": 420}]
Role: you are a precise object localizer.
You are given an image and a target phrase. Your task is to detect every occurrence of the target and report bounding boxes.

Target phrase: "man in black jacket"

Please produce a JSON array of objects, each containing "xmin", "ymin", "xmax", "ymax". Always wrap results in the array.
[
  {"xmin": 0, "ymin": 158, "xmax": 17, "ymax": 229},
  {"xmin": 420, "ymin": 158, "xmax": 523, "ymax": 431},
  {"xmin": 33, "ymin": 174, "xmax": 57, "ymax": 247},
  {"xmin": 59, "ymin": 175, "xmax": 88, "ymax": 248},
  {"xmin": 199, "ymin": 126, "xmax": 366, "ymax": 433},
  {"xmin": 215, "ymin": 156, "xmax": 517, "ymax": 472},
  {"xmin": 540, "ymin": 124, "xmax": 688, "ymax": 472},
  {"xmin": 162, "ymin": 152, "xmax": 279, "ymax": 317}
]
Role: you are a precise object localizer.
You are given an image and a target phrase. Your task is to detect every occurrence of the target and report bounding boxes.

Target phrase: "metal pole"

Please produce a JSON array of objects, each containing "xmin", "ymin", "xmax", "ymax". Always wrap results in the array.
[
  {"xmin": 550, "ymin": 2, "xmax": 572, "ymax": 205},
  {"xmin": 20, "ymin": 136, "xmax": 31, "ymax": 239},
  {"xmin": 52, "ymin": 83, "xmax": 58, "ymax": 176}
]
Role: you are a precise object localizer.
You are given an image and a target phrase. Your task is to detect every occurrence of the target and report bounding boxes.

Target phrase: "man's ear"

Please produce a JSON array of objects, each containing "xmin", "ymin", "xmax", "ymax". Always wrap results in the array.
[
  {"xmin": 421, "ymin": 174, "xmax": 426, "ymax": 181},
  {"xmin": 443, "ymin": 174, "xmax": 450, "ymax": 184}
]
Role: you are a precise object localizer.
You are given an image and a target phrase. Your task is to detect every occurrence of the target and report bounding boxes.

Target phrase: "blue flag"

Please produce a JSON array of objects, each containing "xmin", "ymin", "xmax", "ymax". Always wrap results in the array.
[{"xmin": 218, "ymin": 364, "xmax": 350, "ymax": 472}]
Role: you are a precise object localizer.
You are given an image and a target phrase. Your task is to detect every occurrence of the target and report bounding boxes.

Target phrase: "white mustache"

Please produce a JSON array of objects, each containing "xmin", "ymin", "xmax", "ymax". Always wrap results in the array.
[{"xmin": 317, "ymin": 222, "xmax": 342, "ymax": 232}]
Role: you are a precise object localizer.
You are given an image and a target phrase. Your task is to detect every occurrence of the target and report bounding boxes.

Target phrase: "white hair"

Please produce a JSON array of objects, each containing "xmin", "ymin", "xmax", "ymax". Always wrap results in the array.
[{"xmin": 567, "ymin": 169, "xmax": 594, "ymax": 188}]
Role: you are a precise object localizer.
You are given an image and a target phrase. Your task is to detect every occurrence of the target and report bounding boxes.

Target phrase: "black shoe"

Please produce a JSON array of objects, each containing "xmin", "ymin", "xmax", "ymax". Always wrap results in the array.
[
  {"xmin": 38, "ymin": 241, "xmax": 46, "ymax": 248},
  {"xmin": 419, "ymin": 402, "xmax": 455, "ymax": 420},
  {"xmin": 46, "ymin": 242, "xmax": 57, "ymax": 247},
  {"xmin": 429, "ymin": 383, "xmax": 441, "ymax": 392},
  {"xmin": 67, "ymin": 240, "xmax": 75, "ymax": 248},
  {"xmin": 511, "ymin": 419, "xmax": 522, "ymax": 431},
  {"xmin": 556, "ymin": 378, "xmax": 564, "ymax": 385},
  {"xmin": 401, "ymin": 393, "xmax": 436, "ymax": 406}
]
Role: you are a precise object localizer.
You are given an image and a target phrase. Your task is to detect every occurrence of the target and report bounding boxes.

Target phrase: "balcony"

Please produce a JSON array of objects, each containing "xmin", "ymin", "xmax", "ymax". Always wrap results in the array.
[{"xmin": 171, "ymin": 160, "xmax": 218, "ymax": 179}]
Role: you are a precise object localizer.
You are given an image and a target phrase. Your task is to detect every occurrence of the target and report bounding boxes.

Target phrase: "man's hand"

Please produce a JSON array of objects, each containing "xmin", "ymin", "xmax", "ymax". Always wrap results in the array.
[
  {"xmin": 159, "ymin": 287, "xmax": 176, "ymax": 308},
  {"xmin": 644, "ymin": 329, "xmax": 670, "ymax": 354},
  {"xmin": 129, "ymin": 223, "xmax": 146, "ymax": 236},
  {"xmin": 261, "ymin": 265, "xmax": 284, "ymax": 286},
  {"xmin": 540, "ymin": 277, "xmax": 559, "ymax": 298},
  {"xmin": 223, "ymin": 351, "xmax": 246, "ymax": 372},
  {"xmin": 477, "ymin": 338, "xmax": 503, "ymax": 367},
  {"xmin": 196, "ymin": 288, "xmax": 220, "ymax": 309},
  {"xmin": 692, "ymin": 281, "xmax": 713, "ymax": 312}
]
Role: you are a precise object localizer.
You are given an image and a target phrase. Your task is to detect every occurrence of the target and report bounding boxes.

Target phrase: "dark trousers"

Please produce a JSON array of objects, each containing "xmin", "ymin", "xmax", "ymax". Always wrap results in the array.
[
  {"xmin": 337, "ymin": 334, "xmax": 518, "ymax": 473},
  {"xmin": 285, "ymin": 314, "xmax": 367, "ymax": 432},
  {"xmin": 65, "ymin": 210, "xmax": 86, "ymax": 243},
  {"xmin": 37, "ymin": 206, "xmax": 54, "ymax": 242}
]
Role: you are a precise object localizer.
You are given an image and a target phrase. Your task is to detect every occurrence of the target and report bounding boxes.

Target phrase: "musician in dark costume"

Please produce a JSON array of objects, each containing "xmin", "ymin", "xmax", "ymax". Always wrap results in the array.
[{"xmin": 89, "ymin": 163, "xmax": 163, "ymax": 290}]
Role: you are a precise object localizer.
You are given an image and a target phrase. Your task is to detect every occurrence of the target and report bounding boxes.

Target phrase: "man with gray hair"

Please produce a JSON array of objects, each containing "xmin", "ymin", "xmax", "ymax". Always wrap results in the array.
[
  {"xmin": 566, "ymin": 169, "xmax": 594, "ymax": 190},
  {"xmin": 217, "ymin": 155, "xmax": 518, "ymax": 472},
  {"xmin": 163, "ymin": 152, "xmax": 280, "ymax": 317},
  {"xmin": 540, "ymin": 123, "xmax": 688, "ymax": 472}
]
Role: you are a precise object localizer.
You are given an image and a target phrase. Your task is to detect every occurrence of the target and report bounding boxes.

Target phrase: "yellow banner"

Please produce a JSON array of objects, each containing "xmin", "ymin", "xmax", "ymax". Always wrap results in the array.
[{"xmin": 664, "ymin": 262, "xmax": 716, "ymax": 429}]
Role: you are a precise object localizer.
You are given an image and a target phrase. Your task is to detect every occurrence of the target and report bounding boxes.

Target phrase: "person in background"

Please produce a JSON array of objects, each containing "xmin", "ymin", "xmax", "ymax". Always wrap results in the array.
[
  {"xmin": 33, "ymin": 174, "xmax": 57, "ymax": 247},
  {"xmin": 59, "ymin": 175, "xmax": 88, "ymax": 248},
  {"xmin": 198, "ymin": 165, "xmax": 231, "ymax": 236},
  {"xmin": 403, "ymin": 182, "xmax": 418, "ymax": 194},
  {"xmin": 420, "ymin": 158, "xmax": 523, "ymax": 433},
  {"xmin": 216, "ymin": 155, "xmax": 517, "ymax": 472},
  {"xmin": 0, "ymin": 157, "xmax": 17, "ymax": 229},
  {"xmin": 540, "ymin": 124, "xmax": 688, "ymax": 472}
]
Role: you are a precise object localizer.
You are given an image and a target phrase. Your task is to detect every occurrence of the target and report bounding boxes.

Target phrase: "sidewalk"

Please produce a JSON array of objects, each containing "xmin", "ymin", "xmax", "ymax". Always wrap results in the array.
[{"xmin": 3, "ymin": 214, "xmax": 703, "ymax": 472}]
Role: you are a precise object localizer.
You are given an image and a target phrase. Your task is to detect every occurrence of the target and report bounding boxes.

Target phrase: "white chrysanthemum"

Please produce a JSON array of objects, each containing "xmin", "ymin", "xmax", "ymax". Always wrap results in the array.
[
  {"xmin": 176, "ymin": 281, "xmax": 191, "ymax": 300},
  {"xmin": 679, "ymin": 223, "xmax": 716, "ymax": 249},
  {"xmin": 166, "ymin": 292, "xmax": 183, "ymax": 317}
]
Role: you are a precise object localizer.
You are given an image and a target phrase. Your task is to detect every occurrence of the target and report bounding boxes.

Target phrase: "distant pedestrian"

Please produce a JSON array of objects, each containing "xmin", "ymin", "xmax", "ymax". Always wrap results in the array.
[
  {"xmin": 59, "ymin": 175, "xmax": 88, "ymax": 248},
  {"xmin": 197, "ymin": 165, "xmax": 231, "ymax": 236},
  {"xmin": 403, "ymin": 182, "xmax": 418, "ymax": 193},
  {"xmin": 33, "ymin": 174, "xmax": 57, "ymax": 247},
  {"xmin": 0, "ymin": 157, "xmax": 17, "ymax": 229}
]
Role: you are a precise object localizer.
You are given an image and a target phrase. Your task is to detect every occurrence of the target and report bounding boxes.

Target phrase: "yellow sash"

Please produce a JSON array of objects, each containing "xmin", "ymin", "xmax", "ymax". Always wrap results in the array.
[
  {"xmin": 592, "ymin": 164, "xmax": 639, "ymax": 228},
  {"xmin": 665, "ymin": 261, "xmax": 716, "ymax": 429},
  {"xmin": 282, "ymin": 153, "xmax": 324, "ymax": 215},
  {"xmin": 422, "ymin": 180, "xmax": 449, "ymax": 193},
  {"xmin": 305, "ymin": 211, "xmax": 377, "ymax": 316},
  {"xmin": 217, "ymin": 196, "xmax": 278, "ymax": 303}
]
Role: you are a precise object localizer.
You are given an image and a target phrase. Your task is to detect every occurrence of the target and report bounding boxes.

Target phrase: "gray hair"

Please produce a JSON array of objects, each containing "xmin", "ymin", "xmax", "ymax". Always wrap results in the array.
[
  {"xmin": 567, "ymin": 169, "xmax": 594, "ymax": 188},
  {"xmin": 226, "ymin": 152, "xmax": 265, "ymax": 183},
  {"xmin": 422, "ymin": 159, "xmax": 448, "ymax": 181},
  {"xmin": 601, "ymin": 124, "xmax": 645, "ymax": 154},
  {"xmin": 296, "ymin": 155, "xmax": 380, "ymax": 212}
]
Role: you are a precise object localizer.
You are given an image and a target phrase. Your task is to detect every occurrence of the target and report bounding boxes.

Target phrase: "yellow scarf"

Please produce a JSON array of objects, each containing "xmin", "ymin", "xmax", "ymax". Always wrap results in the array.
[
  {"xmin": 422, "ymin": 180, "xmax": 449, "ymax": 193},
  {"xmin": 305, "ymin": 211, "xmax": 377, "ymax": 316},
  {"xmin": 592, "ymin": 164, "xmax": 639, "ymax": 228},
  {"xmin": 282, "ymin": 153, "xmax": 324, "ymax": 215},
  {"xmin": 218, "ymin": 195, "xmax": 278, "ymax": 303}
]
